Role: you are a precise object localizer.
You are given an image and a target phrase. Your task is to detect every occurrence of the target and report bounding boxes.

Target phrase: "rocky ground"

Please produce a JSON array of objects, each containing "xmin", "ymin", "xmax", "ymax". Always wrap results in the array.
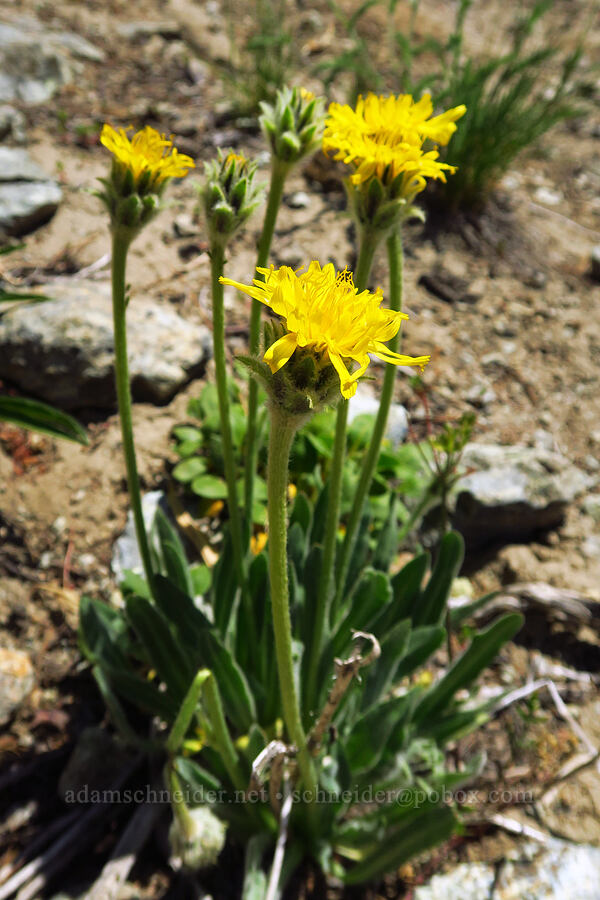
[{"xmin": 1, "ymin": 0, "xmax": 600, "ymax": 897}]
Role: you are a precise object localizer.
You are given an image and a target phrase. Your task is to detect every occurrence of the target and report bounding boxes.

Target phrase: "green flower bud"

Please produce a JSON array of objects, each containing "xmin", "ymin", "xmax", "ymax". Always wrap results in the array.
[
  {"xmin": 345, "ymin": 175, "xmax": 425, "ymax": 236},
  {"xmin": 201, "ymin": 149, "xmax": 264, "ymax": 249},
  {"xmin": 259, "ymin": 85, "xmax": 326, "ymax": 169}
]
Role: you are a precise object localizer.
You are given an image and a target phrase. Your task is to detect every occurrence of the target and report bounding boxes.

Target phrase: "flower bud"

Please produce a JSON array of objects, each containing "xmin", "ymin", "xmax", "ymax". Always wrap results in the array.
[
  {"xmin": 260, "ymin": 86, "xmax": 326, "ymax": 169},
  {"xmin": 201, "ymin": 150, "xmax": 264, "ymax": 248}
]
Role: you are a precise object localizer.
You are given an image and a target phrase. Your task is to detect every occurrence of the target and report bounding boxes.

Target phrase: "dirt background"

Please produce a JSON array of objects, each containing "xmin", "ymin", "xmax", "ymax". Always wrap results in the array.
[{"xmin": 1, "ymin": 0, "xmax": 600, "ymax": 897}]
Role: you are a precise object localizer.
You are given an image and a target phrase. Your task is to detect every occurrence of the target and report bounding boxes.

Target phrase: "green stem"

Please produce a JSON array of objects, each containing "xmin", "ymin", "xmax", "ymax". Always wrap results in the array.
[
  {"xmin": 267, "ymin": 406, "xmax": 318, "ymax": 798},
  {"xmin": 111, "ymin": 232, "xmax": 155, "ymax": 597},
  {"xmin": 210, "ymin": 242, "xmax": 247, "ymax": 593},
  {"xmin": 203, "ymin": 672, "xmax": 246, "ymax": 792},
  {"xmin": 166, "ymin": 669, "xmax": 211, "ymax": 756},
  {"xmin": 303, "ymin": 228, "xmax": 380, "ymax": 717},
  {"xmin": 334, "ymin": 229, "xmax": 404, "ymax": 613},
  {"xmin": 244, "ymin": 160, "xmax": 289, "ymax": 524}
]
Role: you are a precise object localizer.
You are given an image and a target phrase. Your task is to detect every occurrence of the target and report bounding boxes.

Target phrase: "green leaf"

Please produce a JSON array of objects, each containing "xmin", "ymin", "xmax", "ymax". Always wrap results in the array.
[
  {"xmin": 344, "ymin": 694, "xmax": 413, "ymax": 774},
  {"xmin": 174, "ymin": 756, "xmax": 222, "ymax": 795},
  {"xmin": 212, "ymin": 528, "xmax": 239, "ymax": 637},
  {"xmin": 173, "ymin": 425, "xmax": 203, "ymax": 443},
  {"xmin": 102, "ymin": 663, "xmax": 175, "ymax": 720},
  {"xmin": 242, "ymin": 836, "xmax": 270, "ymax": 900},
  {"xmin": 199, "ymin": 630, "xmax": 257, "ymax": 732},
  {"xmin": 79, "ymin": 595, "xmax": 130, "ymax": 669},
  {"xmin": 0, "ymin": 396, "xmax": 88, "ymax": 445},
  {"xmin": 153, "ymin": 507, "xmax": 193, "ymax": 596},
  {"xmin": 172, "ymin": 457, "xmax": 207, "ymax": 483},
  {"xmin": 395, "ymin": 625, "xmax": 446, "ymax": 680},
  {"xmin": 449, "ymin": 590, "xmax": 498, "ymax": 628},
  {"xmin": 372, "ymin": 495, "xmax": 398, "ymax": 572},
  {"xmin": 289, "ymin": 492, "xmax": 312, "ymax": 537},
  {"xmin": 414, "ymin": 531, "xmax": 464, "ymax": 627},
  {"xmin": 343, "ymin": 806, "xmax": 456, "ymax": 884},
  {"xmin": 125, "ymin": 594, "xmax": 193, "ymax": 700},
  {"xmin": 361, "ymin": 619, "xmax": 411, "ymax": 710},
  {"xmin": 191, "ymin": 473, "xmax": 228, "ymax": 499},
  {"xmin": 414, "ymin": 613, "xmax": 524, "ymax": 723},
  {"xmin": 119, "ymin": 569, "xmax": 151, "ymax": 600},
  {"xmin": 370, "ymin": 553, "xmax": 429, "ymax": 634},
  {"xmin": 190, "ymin": 564, "xmax": 212, "ymax": 596},
  {"xmin": 0, "ymin": 288, "xmax": 52, "ymax": 303},
  {"xmin": 332, "ymin": 569, "xmax": 391, "ymax": 658}
]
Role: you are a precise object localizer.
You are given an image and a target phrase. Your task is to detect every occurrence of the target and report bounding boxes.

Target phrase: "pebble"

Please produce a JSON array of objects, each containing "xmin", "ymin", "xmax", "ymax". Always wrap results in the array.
[
  {"xmin": 0, "ymin": 647, "xmax": 35, "ymax": 725},
  {"xmin": 287, "ymin": 191, "xmax": 311, "ymax": 209},
  {"xmin": 534, "ymin": 186, "xmax": 563, "ymax": 206}
]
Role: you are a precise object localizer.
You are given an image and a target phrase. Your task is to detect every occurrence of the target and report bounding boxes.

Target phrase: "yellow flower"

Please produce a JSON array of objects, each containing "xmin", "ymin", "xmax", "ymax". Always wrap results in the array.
[
  {"xmin": 221, "ymin": 262, "xmax": 429, "ymax": 399},
  {"xmin": 100, "ymin": 124, "xmax": 194, "ymax": 187},
  {"xmin": 323, "ymin": 93, "xmax": 465, "ymax": 194}
]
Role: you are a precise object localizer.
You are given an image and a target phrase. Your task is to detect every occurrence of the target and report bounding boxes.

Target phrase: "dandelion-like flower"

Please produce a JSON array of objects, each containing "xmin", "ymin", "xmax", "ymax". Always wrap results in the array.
[
  {"xmin": 98, "ymin": 124, "xmax": 194, "ymax": 237},
  {"xmin": 100, "ymin": 124, "xmax": 194, "ymax": 189},
  {"xmin": 324, "ymin": 93, "xmax": 466, "ymax": 196},
  {"xmin": 221, "ymin": 262, "xmax": 429, "ymax": 400}
]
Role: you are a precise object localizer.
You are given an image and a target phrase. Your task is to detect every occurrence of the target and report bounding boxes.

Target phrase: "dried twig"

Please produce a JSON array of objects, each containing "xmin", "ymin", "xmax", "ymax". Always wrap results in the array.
[
  {"xmin": 307, "ymin": 631, "xmax": 381, "ymax": 756},
  {"xmin": 486, "ymin": 812, "xmax": 548, "ymax": 843},
  {"xmin": 265, "ymin": 778, "xmax": 293, "ymax": 900}
]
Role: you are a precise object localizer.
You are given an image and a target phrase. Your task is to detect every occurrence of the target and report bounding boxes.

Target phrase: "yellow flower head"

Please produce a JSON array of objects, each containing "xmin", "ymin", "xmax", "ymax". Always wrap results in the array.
[
  {"xmin": 323, "ymin": 93, "xmax": 466, "ymax": 194},
  {"xmin": 100, "ymin": 124, "xmax": 195, "ymax": 189},
  {"xmin": 221, "ymin": 262, "xmax": 429, "ymax": 399}
]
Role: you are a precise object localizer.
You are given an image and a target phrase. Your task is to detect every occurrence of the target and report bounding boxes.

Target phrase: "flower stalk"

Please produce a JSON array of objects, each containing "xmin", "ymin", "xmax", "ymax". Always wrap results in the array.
[
  {"xmin": 267, "ymin": 404, "xmax": 318, "ymax": 798},
  {"xmin": 303, "ymin": 230, "xmax": 380, "ymax": 719},
  {"xmin": 111, "ymin": 231, "xmax": 155, "ymax": 597},
  {"xmin": 210, "ymin": 243, "xmax": 247, "ymax": 592},
  {"xmin": 245, "ymin": 158, "xmax": 288, "ymax": 522},
  {"xmin": 334, "ymin": 229, "xmax": 405, "ymax": 612}
]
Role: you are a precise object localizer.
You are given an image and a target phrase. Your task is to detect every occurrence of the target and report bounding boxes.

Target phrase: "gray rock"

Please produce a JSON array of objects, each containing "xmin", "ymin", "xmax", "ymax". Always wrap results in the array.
[
  {"xmin": 451, "ymin": 443, "xmax": 591, "ymax": 549},
  {"xmin": 414, "ymin": 862, "xmax": 494, "ymax": 900},
  {"xmin": 0, "ymin": 104, "xmax": 26, "ymax": 142},
  {"xmin": 0, "ymin": 647, "xmax": 35, "ymax": 725},
  {"xmin": 112, "ymin": 490, "xmax": 164, "ymax": 581},
  {"xmin": 0, "ymin": 279, "xmax": 212, "ymax": 409},
  {"xmin": 495, "ymin": 839, "xmax": 600, "ymax": 899},
  {"xmin": 348, "ymin": 382, "xmax": 409, "ymax": 447},
  {"xmin": 0, "ymin": 147, "xmax": 62, "ymax": 236},
  {"xmin": 0, "ymin": 18, "xmax": 103, "ymax": 105},
  {"xmin": 414, "ymin": 840, "xmax": 600, "ymax": 900}
]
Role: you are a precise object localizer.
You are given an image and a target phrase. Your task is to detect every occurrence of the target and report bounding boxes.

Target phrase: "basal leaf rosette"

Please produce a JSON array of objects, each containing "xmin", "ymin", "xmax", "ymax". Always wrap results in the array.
[
  {"xmin": 221, "ymin": 261, "xmax": 429, "ymax": 416},
  {"xmin": 98, "ymin": 124, "xmax": 195, "ymax": 238},
  {"xmin": 323, "ymin": 93, "xmax": 466, "ymax": 231}
]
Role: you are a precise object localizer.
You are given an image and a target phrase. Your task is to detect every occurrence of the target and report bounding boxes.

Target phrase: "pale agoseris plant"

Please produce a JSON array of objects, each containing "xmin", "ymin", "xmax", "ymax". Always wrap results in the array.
[
  {"xmin": 244, "ymin": 85, "xmax": 327, "ymax": 526},
  {"xmin": 98, "ymin": 124, "xmax": 194, "ymax": 597}
]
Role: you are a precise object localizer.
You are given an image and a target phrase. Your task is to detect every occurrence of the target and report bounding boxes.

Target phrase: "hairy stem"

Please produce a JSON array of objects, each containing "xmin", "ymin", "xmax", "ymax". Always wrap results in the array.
[
  {"xmin": 111, "ymin": 233, "xmax": 155, "ymax": 597},
  {"xmin": 267, "ymin": 406, "xmax": 318, "ymax": 798},
  {"xmin": 210, "ymin": 242, "xmax": 247, "ymax": 594},
  {"xmin": 334, "ymin": 229, "xmax": 404, "ymax": 613},
  {"xmin": 244, "ymin": 160, "xmax": 288, "ymax": 523}
]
